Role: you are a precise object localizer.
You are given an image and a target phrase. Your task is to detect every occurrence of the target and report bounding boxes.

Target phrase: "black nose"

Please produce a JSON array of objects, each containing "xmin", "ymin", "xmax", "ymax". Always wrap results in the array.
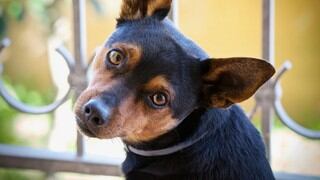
[{"xmin": 83, "ymin": 99, "xmax": 110, "ymax": 126}]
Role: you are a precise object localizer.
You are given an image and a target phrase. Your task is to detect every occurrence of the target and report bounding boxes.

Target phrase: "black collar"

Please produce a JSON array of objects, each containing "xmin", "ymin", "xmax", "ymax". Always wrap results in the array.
[{"xmin": 125, "ymin": 109, "xmax": 207, "ymax": 157}]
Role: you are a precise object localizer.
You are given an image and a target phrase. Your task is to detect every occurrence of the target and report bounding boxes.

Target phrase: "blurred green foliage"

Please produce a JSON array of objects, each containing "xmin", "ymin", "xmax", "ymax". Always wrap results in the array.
[
  {"xmin": 0, "ymin": 0, "xmax": 61, "ymax": 38},
  {"xmin": 0, "ymin": 76, "xmax": 55, "ymax": 145},
  {"xmin": 0, "ymin": 0, "xmax": 105, "ymax": 38},
  {"xmin": 0, "ymin": 168, "xmax": 44, "ymax": 180},
  {"xmin": 0, "ymin": 77, "xmax": 54, "ymax": 178},
  {"xmin": 251, "ymin": 113, "xmax": 320, "ymax": 133}
]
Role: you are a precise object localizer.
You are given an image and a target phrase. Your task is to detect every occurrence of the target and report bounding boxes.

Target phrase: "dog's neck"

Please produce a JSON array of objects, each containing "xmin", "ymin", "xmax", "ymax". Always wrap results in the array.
[{"xmin": 123, "ymin": 108, "xmax": 208, "ymax": 154}]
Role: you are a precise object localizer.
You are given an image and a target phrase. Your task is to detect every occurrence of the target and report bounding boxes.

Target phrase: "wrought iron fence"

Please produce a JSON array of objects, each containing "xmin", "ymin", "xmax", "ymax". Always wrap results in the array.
[{"xmin": 0, "ymin": 0, "xmax": 319, "ymax": 179}]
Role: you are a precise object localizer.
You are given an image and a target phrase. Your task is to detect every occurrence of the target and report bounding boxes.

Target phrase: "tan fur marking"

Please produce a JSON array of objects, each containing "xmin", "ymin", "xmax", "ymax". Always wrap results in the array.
[
  {"xmin": 90, "ymin": 47, "xmax": 113, "ymax": 83},
  {"xmin": 75, "ymin": 69, "xmax": 178, "ymax": 142},
  {"xmin": 89, "ymin": 93, "xmax": 176, "ymax": 142},
  {"xmin": 111, "ymin": 43, "xmax": 142, "ymax": 71},
  {"xmin": 144, "ymin": 75, "xmax": 175, "ymax": 99},
  {"xmin": 120, "ymin": 95, "xmax": 176, "ymax": 143},
  {"xmin": 94, "ymin": 76, "xmax": 177, "ymax": 142},
  {"xmin": 123, "ymin": 75, "xmax": 176, "ymax": 142},
  {"xmin": 74, "ymin": 43, "xmax": 141, "ymax": 119},
  {"xmin": 120, "ymin": 0, "xmax": 146, "ymax": 20},
  {"xmin": 74, "ymin": 79, "xmax": 119, "ymax": 119},
  {"xmin": 120, "ymin": 0, "xmax": 172, "ymax": 20},
  {"xmin": 147, "ymin": 0, "xmax": 172, "ymax": 16}
]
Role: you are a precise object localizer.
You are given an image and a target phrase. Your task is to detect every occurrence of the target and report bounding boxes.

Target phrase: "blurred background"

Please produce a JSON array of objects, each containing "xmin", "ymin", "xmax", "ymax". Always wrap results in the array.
[{"xmin": 0, "ymin": 0, "xmax": 319, "ymax": 179}]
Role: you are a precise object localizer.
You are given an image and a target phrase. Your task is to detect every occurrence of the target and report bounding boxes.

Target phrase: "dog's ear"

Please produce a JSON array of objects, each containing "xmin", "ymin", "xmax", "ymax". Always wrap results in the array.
[
  {"xmin": 119, "ymin": 0, "xmax": 172, "ymax": 21},
  {"xmin": 200, "ymin": 58, "xmax": 275, "ymax": 108}
]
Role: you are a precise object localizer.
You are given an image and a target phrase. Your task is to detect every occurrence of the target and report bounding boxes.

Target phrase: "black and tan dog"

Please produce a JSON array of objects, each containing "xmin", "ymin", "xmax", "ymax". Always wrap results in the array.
[{"xmin": 75, "ymin": 0, "xmax": 275, "ymax": 179}]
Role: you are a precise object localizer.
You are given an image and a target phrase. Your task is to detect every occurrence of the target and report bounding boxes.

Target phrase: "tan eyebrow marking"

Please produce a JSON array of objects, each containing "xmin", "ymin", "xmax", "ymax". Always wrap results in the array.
[
  {"xmin": 112, "ymin": 43, "xmax": 142, "ymax": 71},
  {"xmin": 92, "ymin": 42, "xmax": 142, "ymax": 72},
  {"xmin": 144, "ymin": 75, "xmax": 175, "ymax": 99}
]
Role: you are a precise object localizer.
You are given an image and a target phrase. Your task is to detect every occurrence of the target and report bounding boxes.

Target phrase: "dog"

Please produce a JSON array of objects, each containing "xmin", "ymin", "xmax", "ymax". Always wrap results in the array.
[{"xmin": 74, "ymin": 0, "xmax": 275, "ymax": 179}]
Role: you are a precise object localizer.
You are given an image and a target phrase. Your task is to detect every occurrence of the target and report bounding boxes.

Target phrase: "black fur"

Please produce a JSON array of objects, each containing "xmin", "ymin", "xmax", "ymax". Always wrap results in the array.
[
  {"xmin": 122, "ymin": 106, "xmax": 274, "ymax": 180},
  {"xmin": 104, "ymin": 13, "xmax": 274, "ymax": 180}
]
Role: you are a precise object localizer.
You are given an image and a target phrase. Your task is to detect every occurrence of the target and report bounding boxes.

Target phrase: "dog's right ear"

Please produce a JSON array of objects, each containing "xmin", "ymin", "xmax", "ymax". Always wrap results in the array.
[{"xmin": 119, "ymin": 0, "xmax": 172, "ymax": 21}]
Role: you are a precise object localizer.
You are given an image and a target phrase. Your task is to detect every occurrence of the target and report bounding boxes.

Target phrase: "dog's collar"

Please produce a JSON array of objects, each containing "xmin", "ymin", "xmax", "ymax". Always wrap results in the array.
[
  {"xmin": 126, "ymin": 108, "xmax": 207, "ymax": 157},
  {"xmin": 126, "ymin": 131, "xmax": 208, "ymax": 157}
]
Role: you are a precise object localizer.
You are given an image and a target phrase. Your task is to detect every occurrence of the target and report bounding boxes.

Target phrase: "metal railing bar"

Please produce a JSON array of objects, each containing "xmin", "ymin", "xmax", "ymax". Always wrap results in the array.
[
  {"xmin": 73, "ymin": 0, "xmax": 87, "ymax": 70},
  {"xmin": 262, "ymin": 0, "xmax": 275, "ymax": 64},
  {"xmin": 172, "ymin": 0, "xmax": 179, "ymax": 26},
  {"xmin": 271, "ymin": 61, "xmax": 292, "ymax": 87},
  {"xmin": 76, "ymin": 132, "xmax": 84, "ymax": 157},
  {"xmin": 247, "ymin": 102, "xmax": 259, "ymax": 120},
  {"xmin": 72, "ymin": 0, "xmax": 88, "ymax": 158},
  {"xmin": 56, "ymin": 46, "xmax": 75, "ymax": 71},
  {"xmin": 0, "ymin": 144, "xmax": 122, "ymax": 176},
  {"xmin": 260, "ymin": 0, "xmax": 276, "ymax": 161},
  {"xmin": 275, "ymin": 172, "xmax": 320, "ymax": 180}
]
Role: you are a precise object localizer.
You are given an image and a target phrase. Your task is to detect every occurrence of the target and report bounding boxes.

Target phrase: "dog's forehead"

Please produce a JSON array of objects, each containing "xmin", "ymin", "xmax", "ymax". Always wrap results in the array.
[
  {"xmin": 105, "ymin": 20, "xmax": 180, "ymax": 59},
  {"xmin": 97, "ymin": 19, "xmax": 201, "ymax": 97},
  {"xmin": 100, "ymin": 21, "xmax": 191, "ymax": 86}
]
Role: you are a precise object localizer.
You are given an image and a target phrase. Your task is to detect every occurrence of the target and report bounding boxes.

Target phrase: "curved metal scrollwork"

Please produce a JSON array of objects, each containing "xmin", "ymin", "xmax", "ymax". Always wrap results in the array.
[
  {"xmin": 0, "ymin": 38, "xmax": 74, "ymax": 114},
  {"xmin": 249, "ymin": 60, "xmax": 320, "ymax": 139},
  {"xmin": 274, "ymin": 100, "xmax": 320, "ymax": 139},
  {"xmin": 272, "ymin": 62, "xmax": 320, "ymax": 139}
]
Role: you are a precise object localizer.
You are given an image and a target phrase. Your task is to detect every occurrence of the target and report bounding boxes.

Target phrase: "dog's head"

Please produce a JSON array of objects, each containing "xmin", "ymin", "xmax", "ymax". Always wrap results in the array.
[{"xmin": 74, "ymin": 0, "xmax": 275, "ymax": 143}]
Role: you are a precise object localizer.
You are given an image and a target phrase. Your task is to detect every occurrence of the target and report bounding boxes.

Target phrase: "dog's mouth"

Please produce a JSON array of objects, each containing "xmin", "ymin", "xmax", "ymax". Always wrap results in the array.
[{"xmin": 76, "ymin": 117, "xmax": 97, "ymax": 138}]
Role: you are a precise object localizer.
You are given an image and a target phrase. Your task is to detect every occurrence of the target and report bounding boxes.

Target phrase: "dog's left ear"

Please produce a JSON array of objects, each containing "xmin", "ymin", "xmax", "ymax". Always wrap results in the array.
[
  {"xmin": 200, "ymin": 58, "xmax": 275, "ymax": 108},
  {"xmin": 119, "ymin": 0, "xmax": 172, "ymax": 21}
]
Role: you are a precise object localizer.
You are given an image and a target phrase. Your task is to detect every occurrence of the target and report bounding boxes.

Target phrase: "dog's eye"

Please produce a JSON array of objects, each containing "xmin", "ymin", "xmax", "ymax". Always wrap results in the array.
[
  {"xmin": 150, "ymin": 92, "xmax": 168, "ymax": 107},
  {"xmin": 107, "ymin": 49, "xmax": 124, "ymax": 66}
]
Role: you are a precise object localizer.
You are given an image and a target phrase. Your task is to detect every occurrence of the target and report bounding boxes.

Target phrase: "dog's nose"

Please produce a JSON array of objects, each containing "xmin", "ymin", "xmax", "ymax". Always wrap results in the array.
[{"xmin": 83, "ymin": 99, "xmax": 110, "ymax": 126}]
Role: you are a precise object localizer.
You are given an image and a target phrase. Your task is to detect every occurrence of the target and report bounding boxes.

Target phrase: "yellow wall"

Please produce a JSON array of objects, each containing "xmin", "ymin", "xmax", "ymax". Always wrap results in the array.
[
  {"xmin": 179, "ymin": 0, "xmax": 262, "ymax": 57},
  {"xmin": 178, "ymin": 0, "xmax": 320, "ymax": 127},
  {"xmin": 275, "ymin": 0, "xmax": 320, "ymax": 127}
]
